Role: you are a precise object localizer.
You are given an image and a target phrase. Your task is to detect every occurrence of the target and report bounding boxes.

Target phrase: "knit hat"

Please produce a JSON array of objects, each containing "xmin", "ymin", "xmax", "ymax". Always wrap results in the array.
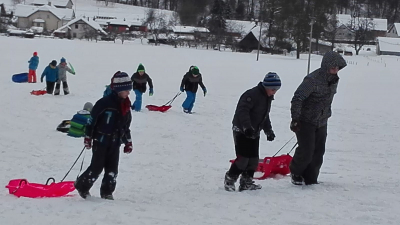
[
  {"xmin": 111, "ymin": 71, "xmax": 133, "ymax": 93},
  {"xmin": 33, "ymin": 52, "xmax": 38, "ymax": 56},
  {"xmin": 191, "ymin": 66, "xmax": 200, "ymax": 75},
  {"xmin": 50, "ymin": 60, "xmax": 57, "ymax": 67},
  {"xmin": 262, "ymin": 72, "xmax": 281, "ymax": 90},
  {"xmin": 137, "ymin": 63, "xmax": 145, "ymax": 72},
  {"xmin": 60, "ymin": 57, "xmax": 66, "ymax": 63},
  {"xmin": 83, "ymin": 102, "xmax": 93, "ymax": 112}
]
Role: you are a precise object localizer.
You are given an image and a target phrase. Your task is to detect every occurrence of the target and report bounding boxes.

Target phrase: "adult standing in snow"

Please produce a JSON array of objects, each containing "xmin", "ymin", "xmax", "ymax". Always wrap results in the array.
[
  {"xmin": 180, "ymin": 66, "xmax": 207, "ymax": 114},
  {"xmin": 224, "ymin": 72, "xmax": 281, "ymax": 191},
  {"xmin": 289, "ymin": 51, "xmax": 347, "ymax": 185},
  {"xmin": 74, "ymin": 71, "xmax": 133, "ymax": 200},
  {"xmin": 41, "ymin": 60, "xmax": 58, "ymax": 94},
  {"xmin": 130, "ymin": 63, "xmax": 153, "ymax": 111},
  {"xmin": 28, "ymin": 52, "xmax": 39, "ymax": 83},
  {"xmin": 55, "ymin": 57, "xmax": 75, "ymax": 95}
]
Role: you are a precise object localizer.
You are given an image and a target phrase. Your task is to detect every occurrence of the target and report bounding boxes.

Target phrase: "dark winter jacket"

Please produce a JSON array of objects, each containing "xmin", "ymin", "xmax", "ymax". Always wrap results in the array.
[
  {"xmin": 131, "ymin": 72, "xmax": 153, "ymax": 93},
  {"xmin": 232, "ymin": 82, "xmax": 274, "ymax": 138},
  {"xmin": 291, "ymin": 51, "xmax": 347, "ymax": 127},
  {"xmin": 85, "ymin": 92, "xmax": 132, "ymax": 146},
  {"xmin": 41, "ymin": 64, "xmax": 59, "ymax": 82},
  {"xmin": 28, "ymin": 56, "xmax": 39, "ymax": 70},
  {"xmin": 180, "ymin": 72, "xmax": 206, "ymax": 93}
]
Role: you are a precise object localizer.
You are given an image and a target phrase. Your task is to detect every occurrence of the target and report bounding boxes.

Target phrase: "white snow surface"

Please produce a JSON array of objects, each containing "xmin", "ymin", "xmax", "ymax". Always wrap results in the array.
[{"xmin": 0, "ymin": 36, "xmax": 400, "ymax": 225}]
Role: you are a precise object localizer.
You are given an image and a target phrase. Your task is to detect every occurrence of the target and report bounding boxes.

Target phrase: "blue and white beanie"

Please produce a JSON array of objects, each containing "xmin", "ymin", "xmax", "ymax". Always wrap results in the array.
[
  {"xmin": 111, "ymin": 72, "xmax": 133, "ymax": 93},
  {"xmin": 262, "ymin": 72, "xmax": 281, "ymax": 90}
]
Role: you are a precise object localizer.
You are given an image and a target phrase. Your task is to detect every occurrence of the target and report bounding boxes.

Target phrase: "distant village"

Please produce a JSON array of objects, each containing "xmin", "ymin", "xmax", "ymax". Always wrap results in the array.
[{"xmin": 0, "ymin": 0, "xmax": 399, "ymax": 56}]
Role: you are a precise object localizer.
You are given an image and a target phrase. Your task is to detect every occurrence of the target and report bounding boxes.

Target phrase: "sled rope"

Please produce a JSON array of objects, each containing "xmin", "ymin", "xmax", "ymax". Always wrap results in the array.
[
  {"xmin": 272, "ymin": 135, "xmax": 295, "ymax": 157},
  {"xmin": 60, "ymin": 146, "xmax": 86, "ymax": 182},
  {"xmin": 164, "ymin": 91, "xmax": 182, "ymax": 106}
]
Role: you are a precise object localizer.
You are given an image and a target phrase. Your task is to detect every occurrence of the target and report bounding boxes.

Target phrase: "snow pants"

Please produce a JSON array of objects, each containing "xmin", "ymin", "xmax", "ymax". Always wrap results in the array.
[
  {"xmin": 54, "ymin": 78, "xmax": 69, "ymax": 95},
  {"xmin": 289, "ymin": 122, "xmax": 327, "ymax": 184},
  {"xmin": 132, "ymin": 89, "xmax": 143, "ymax": 111},
  {"xmin": 182, "ymin": 91, "xmax": 196, "ymax": 112},
  {"xmin": 28, "ymin": 69, "xmax": 37, "ymax": 83},
  {"xmin": 46, "ymin": 81, "xmax": 55, "ymax": 94},
  {"xmin": 75, "ymin": 141, "xmax": 120, "ymax": 196},
  {"xmin": 227, "ymin": 132, "xmax": 260, "ymax": 179}
]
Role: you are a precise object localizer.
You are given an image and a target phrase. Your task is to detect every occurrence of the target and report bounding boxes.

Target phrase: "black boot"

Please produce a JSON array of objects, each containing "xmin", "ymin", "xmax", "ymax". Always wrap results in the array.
[
  {"xmin": 239, "ymin": 173, "xmax": 261, "ymax": 191},
  {"xmin": 291, "ymin": 174, "xmax": 304, "ymax": 185},
  {"xmin": 224, "ymin": 172, "xmax": 238, "ymax": 192},
  {"xmin": 100, "ymin": 194, "xmax": 114, "ymax": 200},
  {"xmin": 74, "ymin": 181, "xmax": 91, "ymax": 199}
]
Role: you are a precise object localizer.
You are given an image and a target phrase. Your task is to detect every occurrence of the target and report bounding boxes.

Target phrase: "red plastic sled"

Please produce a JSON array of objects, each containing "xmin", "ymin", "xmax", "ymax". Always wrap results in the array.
[
  {"xmin": 146, "ymin": 105, "xmax": 172, "ymax": 113},
  {"xmin": 5, "ymin": 178, "xmax": 75, "ymax": 198},
  {"xmin": 230, "ymin": 154, "xmax": 293, "ymax": 180},
  {"xmin": 31, "ymin": 90, "xmax": 47, "ymax": 95}
]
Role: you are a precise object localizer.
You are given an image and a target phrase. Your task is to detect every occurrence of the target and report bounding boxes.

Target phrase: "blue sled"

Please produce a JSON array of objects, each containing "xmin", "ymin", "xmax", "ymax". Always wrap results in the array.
[{"xmin": 12, "ymin": 73, "xmax": 29, "ymax": 83}]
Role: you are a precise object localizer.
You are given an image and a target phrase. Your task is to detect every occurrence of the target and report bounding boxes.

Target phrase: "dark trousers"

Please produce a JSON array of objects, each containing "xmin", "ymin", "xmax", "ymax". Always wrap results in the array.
[
  {"xmin": 228, "ymin": 132, "xmax": 260, "ymax": 178},
  {"xmin": 75, "ymin": 141, "xmax": 120, "ymax": 195},
  {"xmin": 46, "ymin": 81, "xmax": 55, "ymax": 94},
  {"xmin": 289, "ymin": 122, "xmax": 327, "ymax": 184},
  {"xmin": 54, "ymin": 81, "xmax": 69, "ymax": 95}
]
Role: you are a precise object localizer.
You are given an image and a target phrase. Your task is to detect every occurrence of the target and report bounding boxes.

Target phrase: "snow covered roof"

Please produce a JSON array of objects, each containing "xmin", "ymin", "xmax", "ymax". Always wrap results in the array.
[
  {"xmin": 31, "ymin": 0, "xmax": 72, "ymax": 7},
  {"xmin": 14, "ymin": 4, "xmax": 74, "ymax": 20},
  {"xmin": 336, "ymin": 14, "xmax": 387, "ymax": 31},
  {"xmin": 172, "ymin": 26, "xmax": 209, "ymax": 33},
  {"xmin": 377, "ymin": 37, "xmax": 400, "ymax": 52},
  {"xmin": 54, "ymin": 17, "xmax": 107, "ymax": 35},
  {"xmin": 226, "ymin": 19, "xmax": 257, "ymax": 35},
  {"xmin": 391, "ymin": 23, "xmax": 400, "ymax": 34},
  {"xmin": 33, "ymin": 18, "xmax": 45, "ymax": 22},
  {"xmin": 107, "ymin": 19, "xmax": 130, "ymax": 26}
]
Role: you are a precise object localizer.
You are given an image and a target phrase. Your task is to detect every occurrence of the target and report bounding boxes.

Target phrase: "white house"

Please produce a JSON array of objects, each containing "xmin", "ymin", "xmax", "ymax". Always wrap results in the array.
[
  {"xmin": 14, "ymin": 4, "xmax": 74, "ymax": 31},
  {"xmin": 376, "ymin": 37, "xmax": 400, "ymax": 56},
  {"xmin": 387, "ymin": 23, "xmax": 400, "ymax": 38},
  {"xmin": 54, "ymin": 16, "xmax": 107, "ymax": 39}
]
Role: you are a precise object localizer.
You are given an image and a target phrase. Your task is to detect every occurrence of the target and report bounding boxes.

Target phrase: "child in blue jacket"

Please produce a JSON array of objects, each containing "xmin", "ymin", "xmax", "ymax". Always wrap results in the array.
[{"xmin": 41, "ymin": 60, "xmax": 59, "ymax": 94}]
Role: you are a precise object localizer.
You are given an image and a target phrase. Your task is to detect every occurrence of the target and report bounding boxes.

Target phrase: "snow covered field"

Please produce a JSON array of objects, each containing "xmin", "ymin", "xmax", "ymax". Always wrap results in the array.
[{"xmin": 0, "ymin": 36, "xmax": 399, "ymax": 225}]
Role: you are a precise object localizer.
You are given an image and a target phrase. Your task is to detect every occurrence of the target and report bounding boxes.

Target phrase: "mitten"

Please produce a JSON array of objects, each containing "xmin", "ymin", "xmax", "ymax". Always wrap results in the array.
[
  {"xmin": 203, "ymin": 88, "xmax": 207, "ymax": 97},
  {"xmin": 180, "ymin": 87, "xmax": 184, "ymax": 92},
  {"xmin": 149, "ymin": 88, "xmax": 154, "ymax": 96},
  {"xmin": 290, "ymin": 120, "xmax": 301, "ymax": 132},
  {"xmin": 244, "ymin": 127, "xmax": 255, "ymax": 138},
  {"xmin": 265, "ymin": 130, "xmax": 275, "ymax": 141},
  {"xmin": 84, "ymin": 136, "xmax": 92, "ymax": 149},
  {"xmin": 124, "ymin": 142, "xmax": 133, "ymax": 154}
]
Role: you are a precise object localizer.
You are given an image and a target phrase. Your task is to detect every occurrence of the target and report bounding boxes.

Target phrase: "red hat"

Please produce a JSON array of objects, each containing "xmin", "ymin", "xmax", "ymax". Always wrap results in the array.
[{"xmin": 33, "ymin": 52, "xmax": 38, "ymax": 56}]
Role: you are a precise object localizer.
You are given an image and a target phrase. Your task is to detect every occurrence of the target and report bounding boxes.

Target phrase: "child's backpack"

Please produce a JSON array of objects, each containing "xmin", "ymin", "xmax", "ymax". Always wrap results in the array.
[{"xmin": 67, "ymin": 110, "xmax": 91, "ymax": 138}]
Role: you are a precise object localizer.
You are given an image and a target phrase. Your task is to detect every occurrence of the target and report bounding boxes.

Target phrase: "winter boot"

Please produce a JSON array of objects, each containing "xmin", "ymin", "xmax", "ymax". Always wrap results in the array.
[
  {"xmin": 224, "ymin": 172, "xmax": 238, "ymax": 192},
  {"xmin": 291, "ymin": 174, "xmax": 304, "ymax": 185},
  {"xmin": 74, "ymin": 182, "xmax": 91, "ymax": 199},
  {"xmin": 239, "ymin": 174, "xmax": 261, "ymax": 191},
  {"xmin": 101, "ymin": 194, "xmax": 114, "ymax": 200}
]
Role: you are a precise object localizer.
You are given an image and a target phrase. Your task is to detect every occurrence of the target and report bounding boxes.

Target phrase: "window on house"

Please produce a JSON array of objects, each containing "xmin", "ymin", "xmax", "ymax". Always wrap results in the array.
[
  {"xmin": 75, "ymin": 24, "xmax": 79, "ymax": 29},
  {"xmin": 73, "ymin": 33, "xmax": 76, "ymax": 38}
]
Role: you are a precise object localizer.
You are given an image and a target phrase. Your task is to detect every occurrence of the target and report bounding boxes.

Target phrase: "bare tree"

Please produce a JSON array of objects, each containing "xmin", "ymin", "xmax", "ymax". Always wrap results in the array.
[
  {"xmin": 142, "ymin": 9, "xmax": 169, "ymax": 45},
  {"xmin": 347, "ymin": 14, "xmax": 375, "ymax": 55}
]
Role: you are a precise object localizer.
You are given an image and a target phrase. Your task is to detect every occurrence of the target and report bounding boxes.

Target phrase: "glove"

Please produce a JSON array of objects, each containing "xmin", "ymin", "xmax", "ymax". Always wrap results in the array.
[
  {"xmin": 203, "ymin": 88, "xmax": 207, "ymax": 97},
  {"xmin": 84, "ymin": 136, "xmax": 92, "ymax": 149},
  {"xmin": 40, "ymin": 77, "xmax": 43, "ymax": 83},
  {"xmin": 180, "ymin": 87, "xmax": 184, "ymax": 92},
  {"xmin": 149, "ymin": 88, "xmax": 154, "ymax": 96},
  {"xmin": 265, "ymin": 130, "xmax": 275, "ymax": 141},
  {"xmin": 244, "ymin": 127, "xmax": 255, "ymax": 138},
  {"xmin": 124, "ymin": 142, "xmax": 133, "ymax": 154},
  {"xmin": 290, "ymin": 120, "xmax": 301, "ymax": 132}
]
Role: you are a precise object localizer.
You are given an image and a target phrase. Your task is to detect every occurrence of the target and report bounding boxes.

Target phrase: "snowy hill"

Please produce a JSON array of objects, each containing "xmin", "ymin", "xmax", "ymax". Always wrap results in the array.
[{"xmin": 0, "ymin": 36, "xmax": 400, "ymax": 224}]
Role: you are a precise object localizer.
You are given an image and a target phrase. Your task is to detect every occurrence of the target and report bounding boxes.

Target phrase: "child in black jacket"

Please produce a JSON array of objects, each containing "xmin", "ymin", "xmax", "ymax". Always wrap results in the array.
[{"xmin": 74, "ymin": 71, "xmax": 133, "ymax": 200}]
